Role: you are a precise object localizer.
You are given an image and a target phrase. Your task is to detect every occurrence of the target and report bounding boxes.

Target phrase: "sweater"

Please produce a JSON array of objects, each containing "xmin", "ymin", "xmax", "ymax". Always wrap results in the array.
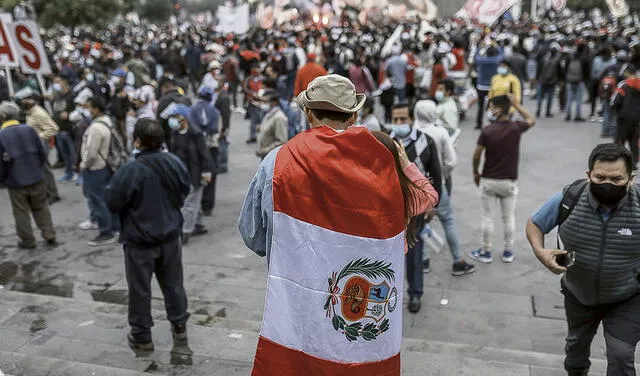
[{"xmin": 26, "ymin": 105, "xmax": 59, "ymax": 140}]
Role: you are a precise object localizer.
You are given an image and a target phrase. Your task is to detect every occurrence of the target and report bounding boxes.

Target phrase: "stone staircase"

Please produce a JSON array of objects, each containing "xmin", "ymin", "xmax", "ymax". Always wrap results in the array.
[{"xmin": 0, "ymin": 289, "xmax": 626, "ymax": 376}]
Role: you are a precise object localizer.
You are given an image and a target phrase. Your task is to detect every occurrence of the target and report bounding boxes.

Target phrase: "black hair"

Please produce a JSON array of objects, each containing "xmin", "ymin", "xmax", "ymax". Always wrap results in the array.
[
  {"xmin": 589, "ymin": 143, "xmax": 634, "ymax": 175},
  {"xmin": 310, "ymin": 108, "xmax": 354, "ymax": 123},
  {"xmin": 391, "ymin": 102, "xmax": 413, "ymax": 120},
  {"xmin": 438, "ymin": 79, "xmax": 455, "ymax": 95},
  {"xmin": 88, "ymin": 96, "xmax": 106, "ymax": 113},
  {"xmin": 133, "ymin": 118, "xmax": 164, "ymax": 150}
]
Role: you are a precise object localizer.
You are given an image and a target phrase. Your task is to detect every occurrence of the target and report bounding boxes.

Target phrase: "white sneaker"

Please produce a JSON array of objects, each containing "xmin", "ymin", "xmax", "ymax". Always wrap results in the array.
[{"xmin": 79, "ymin": 220, "xmax": 99, "ymax": 230}]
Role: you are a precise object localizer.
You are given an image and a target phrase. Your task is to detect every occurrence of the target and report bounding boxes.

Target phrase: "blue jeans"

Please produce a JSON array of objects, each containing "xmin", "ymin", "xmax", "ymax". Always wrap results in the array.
[
  {"xmin": 565, "ymin": 82, "xmax": 584, "ymax": 119},
  {"xmin": 248, "ymin": 104, "xmax": 264, "ymax": 140},
  {"xmin": 425, "ymin": 188, "xmax": 462, "ymax": 263},
  {"xmin": 602, "ymin": 100, "xmax": 614, "ymax": 137},
  {"xmin": 83, "ymin": 168, "xmax": 117, "ymax": 236},
  {"xmin": 406, "ymin": 229, "xmax": 424, "ymax": 299},
  {"xmin": 537, "ymin": 83, "xmax": 556, "ymax": 115},
  {"xmin": 395, "ymin": 87, "xmax": 406, "ymax": 104},
  {"xmin": 56, "ymin": 131, "xmax": 76, "ymax": 178}
]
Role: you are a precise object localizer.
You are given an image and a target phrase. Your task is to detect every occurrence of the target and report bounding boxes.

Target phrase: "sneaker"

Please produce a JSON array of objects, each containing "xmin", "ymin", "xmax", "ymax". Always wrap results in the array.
[
  {"xmin": 127, "ymin": 332, "xmax": 154, "ymax": 354},
  {"xmin": 17, "ymin": 242, "xmax": 36, "ymax": 249},
  {"xmin": 574, "ymin": 117, "xmax": 586, "ymax": 122},
  {"xmin": 564, "ymin": 115, "xmax": 571, "ymax": 122},
  {"xmin": 422, "ymin": 259, "xmax": 431, "ymax": 273},
  {"xmin": 45, "ymin": 238, "xmax": 60, "ymax": 247},
  {"xmin": 468, "ymin": 249, "xmax": 493, "ymax": 263},
  {"xmin": 502, "ymin": 250, "xmax": 515, "ymax": 263},
  {"xmin": 57, "ymin": 174, "xmax": 77, "ymax": 183},
  {"xmin": 452, "ymin": 260, "xmax": 476, "ymax": 276},
  {"xmin": 246, "ymin": 138, "xmax": 257, "ymax": 144},
  {"xmin": 545, "ymin": 113, "xmax": 554, "ymax": 118},
  {"xmin": 78, "ymin": 220, "xmax": 99, "ymax": 230},
  {"xmin": 88, "ymin": 233, "xmax": 117, "ymax": 247},
  {"xmin": 172, "ymin": 324, "xmax": 188, "ymax": 347}
]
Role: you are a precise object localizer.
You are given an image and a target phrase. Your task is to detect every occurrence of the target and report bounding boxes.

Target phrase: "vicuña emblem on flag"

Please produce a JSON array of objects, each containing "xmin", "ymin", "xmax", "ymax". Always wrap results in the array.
[{"xmin": 324, "ymin": 258, "xmax": 398, "ymax": 342}]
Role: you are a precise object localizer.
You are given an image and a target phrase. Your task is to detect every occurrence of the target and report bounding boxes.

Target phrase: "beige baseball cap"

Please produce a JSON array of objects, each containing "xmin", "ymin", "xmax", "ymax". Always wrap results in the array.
[{"xmin": 296, "ymin": 74, "xmax": 366, "ymax": 114}]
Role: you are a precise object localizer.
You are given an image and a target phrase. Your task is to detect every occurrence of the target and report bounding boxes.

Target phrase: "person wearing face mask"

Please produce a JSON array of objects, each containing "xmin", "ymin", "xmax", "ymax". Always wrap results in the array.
[
  {"xmin": 389, "ymin": 102, "xmax": 442, "ymax": 313},
  {"xmin": 435, "ymin": 79, "xmax": 460, "ymax": 137},
  {"xmin": 256, "ymin": 90, "xmax": 288, "ymax": 160},
  {"xmin": 51, "ymin": 74, "xmax": 78, "ymax": 183},
  {"xmin": 489, "ymin": 60, "xmax": 522, "ymax": 105},
  {"xmin": 470, "ymin": 95, "xmax": 535, "ymax": 265},
  {"xmin": 611, "ymin": 65, "xmax": 640, "ymax": 165},
  {"xmin": 165, "ymin": 104, "xmax": 212, "ymax": 245},
  {"xmin": 243, "ymin": 63, "xmax": 266, "ymax": 144},
  {"xmin": 526, "ymin": 143, "xmax": 640, "ymax": 376},
  {"xmin": 14, "ymin": 88, "xmax": 61, "ymax": 204},
  {"xmin": 105, "ymin": 118, "xmax": 191, "ymax": 357},
  {"xmin": 536, "ymin": 42, "xmax": 563, "ymax": 118}
]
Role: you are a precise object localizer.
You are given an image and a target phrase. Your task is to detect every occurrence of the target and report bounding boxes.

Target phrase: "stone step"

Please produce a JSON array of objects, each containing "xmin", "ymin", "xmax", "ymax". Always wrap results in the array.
[
  {"xmin": 0, "ymin": 351, "xmax": 161, "ymax": 376},
  {"xmin": 2, "ymin": 289, "xmax": 638, "ymax": 376}
]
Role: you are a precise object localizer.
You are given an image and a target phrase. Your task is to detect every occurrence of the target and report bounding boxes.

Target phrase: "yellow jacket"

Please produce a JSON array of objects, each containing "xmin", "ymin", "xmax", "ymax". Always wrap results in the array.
[{"xmin": 489, "ymin": 73, "xmax": 521, "ymax": 103}]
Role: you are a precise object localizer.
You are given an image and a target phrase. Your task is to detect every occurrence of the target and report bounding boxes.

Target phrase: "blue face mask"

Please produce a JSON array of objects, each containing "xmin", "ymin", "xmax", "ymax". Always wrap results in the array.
[
  {"xmin": 391, "ymin": 123, "xmax": 411, "ymax": 137},
  {"xmin": 168, "ymin": 117, "xmax": 181, "ymax": 130},
  {"xmin": 52, "ymin": 83, "xmax": 63, "ymax": 92},
  {"xmin": 435, "ymin": 91, "xmax": 445, "ymax": 102},
  {"xmin": 132, "ymin": 148, "xmax": 141, "ymax": 157},
  {"xmin": 497, "ymin": 66, "xmax": 509, "ymax": 76}
]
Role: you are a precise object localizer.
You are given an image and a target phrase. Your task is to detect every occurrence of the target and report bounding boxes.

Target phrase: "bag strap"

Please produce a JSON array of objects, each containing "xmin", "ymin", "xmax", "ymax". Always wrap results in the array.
[
  {"xmin": 558, "ymin": 179, "xmax": 589, "ymax": 227},
  {"xmin": 137, "ymin": 156, "xmax": 181, "ymax": 210}
]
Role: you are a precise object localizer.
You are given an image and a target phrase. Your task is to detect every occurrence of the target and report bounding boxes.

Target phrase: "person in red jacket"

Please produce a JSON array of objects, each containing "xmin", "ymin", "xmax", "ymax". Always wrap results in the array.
[{"xmin": 294, "ymin": 53, "xmax": 328, "ymax": 97}]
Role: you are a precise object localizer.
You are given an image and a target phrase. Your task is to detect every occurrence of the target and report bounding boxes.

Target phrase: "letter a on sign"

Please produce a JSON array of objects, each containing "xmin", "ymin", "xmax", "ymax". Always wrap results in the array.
[
  {"xmin": 9, "ymin": 21, "xmax": 51, "ymax": 75},
  {"xmin": 0, "ymin": 14, "xmax": 18, "ymax": 68}
]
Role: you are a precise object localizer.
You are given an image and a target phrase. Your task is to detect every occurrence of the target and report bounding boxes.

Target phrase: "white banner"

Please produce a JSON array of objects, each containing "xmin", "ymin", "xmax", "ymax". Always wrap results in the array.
[
  {"xmin": 216, "ymin": 3, "xmax": 250, "ymax": 35},
  {"xmin": 9, "ymin": 20, "xmax": 52, "ymax": 75},
  {"xmin": 456, "ymin": 0, "xmax": 519, "ymax": 25},
  {"xmin": 605, "ymin": 0, "xmax": 629, "ymax": 18},
  {"xmin": 0, "ymin": 14, "xmax": 19, "ymax": 68}
]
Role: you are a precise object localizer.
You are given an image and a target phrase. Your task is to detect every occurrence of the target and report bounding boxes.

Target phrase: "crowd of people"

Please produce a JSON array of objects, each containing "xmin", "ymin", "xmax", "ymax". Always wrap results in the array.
[{"xmin": 2, "ymin": 6, "xmax": 640, "ymax": 375}]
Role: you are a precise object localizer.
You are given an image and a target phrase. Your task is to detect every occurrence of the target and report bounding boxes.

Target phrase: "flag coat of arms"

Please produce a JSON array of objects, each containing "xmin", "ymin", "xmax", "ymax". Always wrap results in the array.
[{"xmin": 240, "ymin": 126, "xmax": 406, "ymax": 376}]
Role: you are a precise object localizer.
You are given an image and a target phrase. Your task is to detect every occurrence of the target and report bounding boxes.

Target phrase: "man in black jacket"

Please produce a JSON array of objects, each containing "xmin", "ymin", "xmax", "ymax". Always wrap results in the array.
[
  {"xmin": 215, "ymin": 75, "xmax": 232, "ymax": 174},
  {"xmin": 156, "ymin": 76, "xmax": 192, "ymax": 144},
  {"xmin": 105, "ymin": 118, "xmax": 191, "ymax": 355},
  {"xmin": 389, "ymin": 102, "xmax": 442, "ymax": 314}
]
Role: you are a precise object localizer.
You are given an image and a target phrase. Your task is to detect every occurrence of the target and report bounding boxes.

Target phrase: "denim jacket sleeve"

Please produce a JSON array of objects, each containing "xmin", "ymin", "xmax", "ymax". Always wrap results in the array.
[{"xmin": 238, "ymin": 147, "xmax": 280, "ymax": 261}]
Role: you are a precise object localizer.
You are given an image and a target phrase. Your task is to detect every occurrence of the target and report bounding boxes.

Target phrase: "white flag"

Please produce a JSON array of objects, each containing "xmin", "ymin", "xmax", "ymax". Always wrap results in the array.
[
  {"xmin": 605, "ymin": 0, "xmax": 629, "ymax": 18},
  {"xmin": 456, "ymin": 0, "xmax": 519, "ymax": 25}
]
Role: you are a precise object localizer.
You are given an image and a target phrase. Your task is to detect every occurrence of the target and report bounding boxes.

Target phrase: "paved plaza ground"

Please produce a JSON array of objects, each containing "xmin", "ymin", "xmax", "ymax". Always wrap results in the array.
[{"xmin": 0, "ymin": 99, "xmax": 635, "ymax": 375}]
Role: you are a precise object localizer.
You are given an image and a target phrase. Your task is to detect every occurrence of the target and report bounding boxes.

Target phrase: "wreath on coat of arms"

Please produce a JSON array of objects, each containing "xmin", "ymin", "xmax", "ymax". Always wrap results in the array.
[{"xmin": 324, "ymin": 258, "xmax": 398, "ymax": 342}]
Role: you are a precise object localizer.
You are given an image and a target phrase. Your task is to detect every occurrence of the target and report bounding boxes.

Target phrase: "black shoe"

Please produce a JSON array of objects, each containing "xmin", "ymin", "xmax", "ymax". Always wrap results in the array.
[
  {"xmin": 422, "ymin": 259, "xmax": 431, "ymax": 273},
  {"xmin": 546, "ymin": 113, "xmax": 554, "ymax": 118},
  {"xmin": 171, "ymin": 324, "xmax": 188, "ymax": 347},
  {"xmin": 574, "ymin": 117, "xmax": 586, "ymax": 122},
  {"xmin": 45, "ymin": 238, "xmax": 59, "ymax": 247},
  {"xmin": 246, "ymin": 138, "xmax": 257, "ymax": 144},
  {"xmin": 474, "ymin": 125, "xmax": 481, "ymax": 130},
  {"xmin": 87, "ymin": 233, "xmax": 117, "ymax": 247},
  {"xmin": 202, "ymin": 210, "xmax": 213, "ymax": 217},
  {"xmin": 127, "ymin": 332, "xmax": 154, "ymax": 354},
  {"xmin": 536, "ymin": 110, "xmax": 541, "ymax": 117},
  {"xmin": 182, "ymin": 233, "xmax": 190, "ymax": 245},
  {"xmin": 17, "ymin": 242, "xmax": 36, "ymax": 249},
  {"xmin": 218, "ymin": 168, "xmax": 228, "ymax": 174},
  {"xmin": 48, "ymin": 196, "xmax": 61, "ymax": 205},
  {"xmin": 565, "ymin": 115, "xmax": 571, "ymax": 122},
  {"xmin": 52, "ymin": 161, "xmax": 65, "ymax": 169},
  {"xmin": 452, "ymin": 260, "xmax": 476, "ymax": 276},
  {"xmin": 408, "ymin": 297, "xmax": 421, "ymax": 313},
  {"xmin": 192, "ymin": 225, "xmax": 208, "ymax": 236}
]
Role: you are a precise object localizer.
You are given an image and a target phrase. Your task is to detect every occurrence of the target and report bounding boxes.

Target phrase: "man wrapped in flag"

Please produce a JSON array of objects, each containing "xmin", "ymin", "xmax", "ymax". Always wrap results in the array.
[{"xmin": 239, "ymin": 75, "xmax": 407, "ymax": 375}]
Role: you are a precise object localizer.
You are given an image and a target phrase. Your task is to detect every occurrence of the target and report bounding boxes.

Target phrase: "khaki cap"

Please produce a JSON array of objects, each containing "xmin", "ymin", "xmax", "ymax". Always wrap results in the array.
[{"xmin": 296, "ymin": 74, "xmax": 366, "ymax": 114}]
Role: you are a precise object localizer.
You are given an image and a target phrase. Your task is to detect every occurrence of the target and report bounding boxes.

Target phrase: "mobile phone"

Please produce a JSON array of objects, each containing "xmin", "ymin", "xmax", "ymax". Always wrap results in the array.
[{"xmin": 555, "ymin": 251, "xmax": 575, "ymax": 268}]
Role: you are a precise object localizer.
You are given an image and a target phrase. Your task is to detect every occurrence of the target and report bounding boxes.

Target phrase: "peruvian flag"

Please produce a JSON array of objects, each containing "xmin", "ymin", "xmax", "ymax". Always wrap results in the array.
[{"xmin": 251, "ymin": 126, "xmax": 406, "ymax": 376}]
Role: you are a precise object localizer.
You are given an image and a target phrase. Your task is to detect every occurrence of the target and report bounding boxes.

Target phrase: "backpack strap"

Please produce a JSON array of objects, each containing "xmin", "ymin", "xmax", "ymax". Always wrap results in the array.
[{"xmin": 558, "ymin": 179, "xmax": 589, "ymax": 227}]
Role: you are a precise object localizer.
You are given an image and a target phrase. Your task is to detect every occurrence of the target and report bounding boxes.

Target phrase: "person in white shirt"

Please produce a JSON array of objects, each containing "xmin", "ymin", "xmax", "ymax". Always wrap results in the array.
[
  {"xmin": 200, "ymin": 61, "xmax": 221, "ymax": 92},
  {"xmin": 435, "ymin": 79, "xmax": 460, "ymax": 137},
  {"xmin": 413, "ymin": 99, "xmax": 475, "ymax": 276}
]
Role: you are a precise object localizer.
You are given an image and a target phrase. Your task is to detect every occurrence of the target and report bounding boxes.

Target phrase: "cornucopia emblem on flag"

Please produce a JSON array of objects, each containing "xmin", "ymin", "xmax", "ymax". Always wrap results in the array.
[{"xmin": 324, "ymin": 258, "xmax": 398, "ymax": 342}]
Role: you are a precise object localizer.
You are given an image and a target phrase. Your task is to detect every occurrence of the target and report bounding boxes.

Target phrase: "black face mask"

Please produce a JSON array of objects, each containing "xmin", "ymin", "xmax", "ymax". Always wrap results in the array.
[{"xmin": 590, "ymin": 181, "xmax": 629, "ymax": 206}]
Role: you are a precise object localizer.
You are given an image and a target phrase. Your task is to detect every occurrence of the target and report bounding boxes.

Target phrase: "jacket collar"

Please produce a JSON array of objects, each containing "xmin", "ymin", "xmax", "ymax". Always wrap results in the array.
[{"xmin": 1, "ymin": 120, "xmax": 20, "ymax": 129}]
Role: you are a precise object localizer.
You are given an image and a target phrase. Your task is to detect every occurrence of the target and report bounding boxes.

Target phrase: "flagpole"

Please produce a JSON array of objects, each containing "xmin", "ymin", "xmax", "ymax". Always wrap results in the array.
[{"xmin": 531, "ymin": 0, "xmax": 538, "ymax": 18}]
